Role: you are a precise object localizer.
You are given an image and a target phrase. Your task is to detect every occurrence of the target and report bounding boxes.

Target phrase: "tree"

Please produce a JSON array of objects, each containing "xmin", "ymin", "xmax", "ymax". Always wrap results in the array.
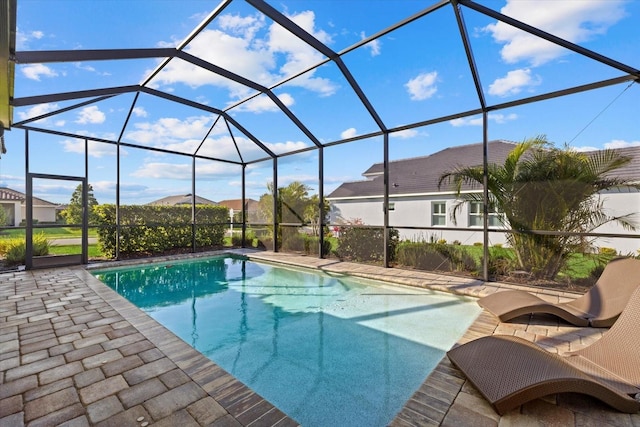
[
  {"xmin": 439, "ymin": 136, "xmax": 639, "ymax": 280},
  {"xmin": 0, "ymin": 205, "xmax": 8, "ymax": 226},
  {"xmin": 258, "ymin": 181, "xmax": 329, "ymax": 241},
  {"xmin": 60, "ymin": 184, "xmax": 99, "ymax": 225}
]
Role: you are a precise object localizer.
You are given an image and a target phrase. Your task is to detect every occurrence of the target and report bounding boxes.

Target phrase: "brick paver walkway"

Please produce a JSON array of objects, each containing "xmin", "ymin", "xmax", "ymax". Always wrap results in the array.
[
  {"xmin": 1, "ymin": 262, "xmax": 297, "ymax": 426},
  {"xmin": 1, "ymin": 250, "xmax": 639, "ymax": 426}
]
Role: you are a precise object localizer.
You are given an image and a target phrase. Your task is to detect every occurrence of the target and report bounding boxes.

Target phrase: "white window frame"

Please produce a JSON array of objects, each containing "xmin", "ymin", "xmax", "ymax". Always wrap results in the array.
[
  {"xmin": 431, "ymin": 201, "xmax": 446, "ymax": 226},
  {"xmin": 469, "ymin": 201, "xmax": 502, "ymax": 227}
]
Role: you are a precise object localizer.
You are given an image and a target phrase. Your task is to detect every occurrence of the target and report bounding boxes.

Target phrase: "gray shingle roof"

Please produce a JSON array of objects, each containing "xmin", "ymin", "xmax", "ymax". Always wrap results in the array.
[
  {"xmin": 327, "ymin": 141, "xmax": 640, "ymax": 199},
  {"xmin": 217, "ymin": 199, "xmax": 259, "ymax": 211},
  {"xmin": 147, "ymin": 194, "xmax": 218, "ymax": 206},
  {"xmin": 604, "ymin": 146, "xmax": 640, "ymax": 182},
  {"xmin": 0, "ymin": 187, "xmax": 58, "ymax": 206}
]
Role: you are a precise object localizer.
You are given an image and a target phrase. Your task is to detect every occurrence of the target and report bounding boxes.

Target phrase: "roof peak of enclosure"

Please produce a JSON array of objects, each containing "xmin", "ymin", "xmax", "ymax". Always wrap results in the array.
[{"xmin": 3, "ymin": 0, "xmax": 639, "ymax": 163}]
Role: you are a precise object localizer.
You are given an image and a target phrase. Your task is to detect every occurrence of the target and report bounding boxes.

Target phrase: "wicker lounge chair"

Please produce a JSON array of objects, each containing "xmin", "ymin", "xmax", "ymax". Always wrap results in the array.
[
  {"xmin": 447, "ymin": 286, "xmax": 640, "ymax": 415},
  {"xmin": 478, "ymin": 257, "xmax": 640, "ymax": 327}
]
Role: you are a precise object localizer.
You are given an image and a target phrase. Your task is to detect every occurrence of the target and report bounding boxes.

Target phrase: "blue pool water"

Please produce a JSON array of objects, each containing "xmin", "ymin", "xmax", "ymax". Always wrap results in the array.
[{"xmin": 93, "ymin": 255, "xmax": 481, "ymax": 426}]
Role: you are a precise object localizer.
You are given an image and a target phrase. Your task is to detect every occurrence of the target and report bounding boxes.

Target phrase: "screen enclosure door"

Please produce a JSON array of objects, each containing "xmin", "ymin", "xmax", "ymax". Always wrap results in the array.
[{"xmin": 26, "ymin": 173, "xmax": 88, "ymax": 269}]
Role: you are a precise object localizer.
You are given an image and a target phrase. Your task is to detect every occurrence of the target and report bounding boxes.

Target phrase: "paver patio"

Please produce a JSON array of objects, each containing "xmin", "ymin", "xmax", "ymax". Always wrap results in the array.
[{"xmin": 1, "ymin": 249, "xmax": 638, "ymax": 426}]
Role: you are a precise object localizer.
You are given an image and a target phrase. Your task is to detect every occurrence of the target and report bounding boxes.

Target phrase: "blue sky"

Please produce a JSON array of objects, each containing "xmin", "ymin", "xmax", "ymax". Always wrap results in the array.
[{"xmin": 1, "ymin": 0, "xmax": 638, "ymax": 205}]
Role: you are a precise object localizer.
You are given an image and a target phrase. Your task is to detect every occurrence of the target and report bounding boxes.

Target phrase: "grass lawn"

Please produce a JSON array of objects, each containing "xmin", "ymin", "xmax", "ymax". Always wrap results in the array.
[
  {"xmin": 48, "ymin": 244, "xmax": 104, "ymax": 258},
  {"xmin": 0, "ymin": 227, "xmax": 98, "ymax": 239}
]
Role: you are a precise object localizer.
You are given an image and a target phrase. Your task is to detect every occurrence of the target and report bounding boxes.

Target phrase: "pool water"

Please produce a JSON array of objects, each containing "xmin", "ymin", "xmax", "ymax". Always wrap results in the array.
[{"xmin": 94, "ymin": 255, "xmax": 481, "ymax": 426}]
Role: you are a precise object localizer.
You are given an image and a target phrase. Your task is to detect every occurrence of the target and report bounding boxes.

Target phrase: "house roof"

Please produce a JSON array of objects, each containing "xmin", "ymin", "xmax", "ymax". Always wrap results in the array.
[
  {"xmin": 146, "ymin": 194, "xmax": 218, "ymax": 206},
  {"xmin": 327, "ymin": 141, "xmax": 640, "ymax": 199},
  {"xmin": 217, "ymin": 199, "xmax": 259, "ymax": 211},
  {"xmin": 604, "ymin": 146, "xmax": 640, "ymax": 183},
  {"xmin": 0, "ymin": 187, "xmax": 58, "ymax": 206}
]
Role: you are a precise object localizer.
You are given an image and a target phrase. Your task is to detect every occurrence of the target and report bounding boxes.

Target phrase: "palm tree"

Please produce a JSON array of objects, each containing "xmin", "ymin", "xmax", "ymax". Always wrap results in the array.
[{"xmin": 438, "ymin": 136, "xmax": 639, "ymax": 280}]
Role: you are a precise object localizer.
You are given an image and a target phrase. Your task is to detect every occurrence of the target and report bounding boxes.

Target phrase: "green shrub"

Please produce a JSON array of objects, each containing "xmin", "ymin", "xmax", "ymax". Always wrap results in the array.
[
  {"xmin": 396, "ymin": 242, "xmax": 452, "ymax": 271},
  {"xmin": 4, "ymin": 240, "xmax": 25, "ymax": 265},
  {"xmin": 303, "ymin": 236, "xmax": 332, "ymax": 256},
  {"xmin": 94, "ymin": 204, "xmax": 228, "ymax": 258},
  {"xmin": 282, "ymin": 233, "xmax": 306, "ymax": 252},
  {"xmin": 0, "ymin": 233, "xmax": 50, "ymax": 265},
  {"xmin": 486, "ymin": 247, "xmax": 515, "ymax": 278},
  {"xmin": 396, "ymin": 241, "xmax": 478, "ymax": 273},
  {"xmin": 598, "ymin": 247, "xmax": 617, "ymax": 257},
  {"xmin": 335, "ymin": 225, "xmax": 399, "ymax": 263},
  {"xmin": 231, "ymin": 229, "xmax": 256, "ymax": 247}
]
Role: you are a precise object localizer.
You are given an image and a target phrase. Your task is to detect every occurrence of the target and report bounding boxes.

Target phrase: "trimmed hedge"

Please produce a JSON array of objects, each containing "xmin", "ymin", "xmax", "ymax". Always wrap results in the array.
[
  {"xmin": 335, "ymin": 226, "xmax": 399, "ymax": 263},
  {"xmin": 94, "ymin": 204, "xmax": 228, "ymax": 258}
]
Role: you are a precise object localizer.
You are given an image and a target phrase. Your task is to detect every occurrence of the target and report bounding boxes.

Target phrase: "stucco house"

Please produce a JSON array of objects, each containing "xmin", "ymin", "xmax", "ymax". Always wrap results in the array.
[
  {"xmin": 146, "ymin": 195, "xmax": 262, "ymax": 223},
  {"xmin": 327, "ymin": 141, "xmax": 640, "ymax": 254},
  {"xmin": 0, "ymin": 187, "xmax": 59, "ymax": 226},
  {"xmin": 146, "ymin": 193, "xmax": 218, "ymax": 206},
  {"xmin": 217, "ymin": 199, "xmax": 261, "ymax": 223}
]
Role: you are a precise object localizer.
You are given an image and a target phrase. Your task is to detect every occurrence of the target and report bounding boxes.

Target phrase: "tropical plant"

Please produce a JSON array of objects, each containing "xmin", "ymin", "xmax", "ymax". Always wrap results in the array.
[
  {"xmin": 258, "ymin": 181, "xmax": 329, "ymax": 246},
  {"xmin": 438, "ymin": 135, "xmax": 639, "ymax": 280}
]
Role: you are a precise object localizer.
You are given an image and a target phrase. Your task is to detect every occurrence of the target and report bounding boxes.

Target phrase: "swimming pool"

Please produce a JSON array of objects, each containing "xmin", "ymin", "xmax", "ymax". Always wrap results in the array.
[{"xmin": 93, "ymin": 255, "xmax": 481, "ymax": 426}]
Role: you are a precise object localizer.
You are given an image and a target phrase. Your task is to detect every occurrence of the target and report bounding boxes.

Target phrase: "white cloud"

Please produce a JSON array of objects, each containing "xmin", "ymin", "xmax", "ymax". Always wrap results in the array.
[
  {"xmin": 341, "ymin": 127, "xmax": 357, "ymax": 139},
  {"xmin": 405, "ymin": 72, "xmax": 438, "ymax": 100},
  {"xmin": 149, "ymin": 10, "xmax": 337, "ymax": 101},
  {"xmin": 21, "ymin": 63, "xmax": 58, "ymax": 81},
  {"xmin": 572, "ymin": 145, "xmax": 600, "ymax": 152},
  {"xmin": 131, "ymin": 162, "xmax": 192, "ymax": 179},
  {"xmin": 449, "ymin": 113, "xmax": 518, "ymax": 127},
  {"xmin": 75, "ymin": 106, "xmax": 106, "ymax": 124},
  {"xmin": 131, "ymin": 159, "xmax": 242, "ymax": 180},
  {"xmin": 197, "ymin": 135, "xmax": 255, "ymax": 160},
  {"xmin": 573, "ymin": 140, "xmax": 640, "ymax": 152},
  {"xmin": 61, "ymin": 138, "xmax": 119, "ymax": 158},
  {"xmin": 132, "ymin": 107, "xmax": 148, "ymax": 117},
  {"xmin": 484, "ymin": 0, "xmax": 627, "ymax": 66},
  {"xmin": 16, "ymin": 29, "xmax": 45, "ymax": 50},
  {"xmin": 604, "ymin": 139, "xmax": 640, "ymax": 149},
  {"xmin": 488, "ymin": 68, "xmax": 541, "ymax": 97},
  {"xmin": 490, "ymin": 113, "xmax": 519, "ymax": 124},
  {"xmin": 125, "ymin": 115, "xmax": 215, "ymax": 146},
  {"xmin": 390, "ymin": 129, "xmax": 419, "ymax": 139},
  {"xmin": 264, "ymin": 140, "xmax": 309, "ymax": 153},
  {"xmin": 232, "ymin": 92, "xmax": 295, "ymax": 113},
  {"xmin": 75, "ymin": 62, "xmax": 111, "ymax": 76},
  {"xmin": 16, "ymin": 103, "xmax": 59, "ymax": 122},
  {"xmin": 360, "ymin": 31, "xmax": 381, "ymax": 56}
]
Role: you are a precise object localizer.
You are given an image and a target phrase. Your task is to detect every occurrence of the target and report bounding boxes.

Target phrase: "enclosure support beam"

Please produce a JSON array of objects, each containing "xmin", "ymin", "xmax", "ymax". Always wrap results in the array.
[
  {"xmin": 383, "ymin": 132, "xmax": 390, "ymax": 268},
  {"xmin": 482, "ymin": 112, "xmax": 489, "ymax": 282},
  {"xmin": 25, "ymin": 130, "xmax": 32, "ymax": 270},
  {"xmin": 273, "ymin": 158, "xmax": 278, "ymax": 253},
  {"xmin": 115, "ymin": 92, "xmax": 140, "ymax": 260},
  {"xmin": 83, "ymin": 139, "xmax": 89, "ymax": 264},
  {"xmin": 191, "ymin": 156, "xmax": 197, "ymax": 253},
  {"xmin": 242, "ymin": 164, "xmax": 247, "ymax": 248},
  {"xmin": 318, "ymin": 146, "xmax": 325, "ymax": 258}
]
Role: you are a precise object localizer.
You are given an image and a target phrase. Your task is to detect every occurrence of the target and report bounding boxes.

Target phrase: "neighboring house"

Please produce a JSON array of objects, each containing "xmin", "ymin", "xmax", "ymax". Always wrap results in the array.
[
  {"xmin": 0, "ymin": 187, "xmax": 59, "ymax": 226},
  {"xmin": 147, "ymin": 194, "xmax": 218, "ymax": 206},
  {"xmin": 217, "ymin": 199, "xmax": 261, "ymax": 223},
  {"xmin": 327, "ymin": 140, "xmax": 640, "ymax": 254}
]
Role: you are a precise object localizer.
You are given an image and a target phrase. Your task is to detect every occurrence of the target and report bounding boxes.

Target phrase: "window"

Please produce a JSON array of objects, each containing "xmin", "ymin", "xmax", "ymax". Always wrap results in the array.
[
  {"xmin": 469, "ymin": 202, "xmax": 502, "ymax": 227},
  {"xmin": 431, "ymin": 202, "xmax": 446, "ymax": 226}
]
